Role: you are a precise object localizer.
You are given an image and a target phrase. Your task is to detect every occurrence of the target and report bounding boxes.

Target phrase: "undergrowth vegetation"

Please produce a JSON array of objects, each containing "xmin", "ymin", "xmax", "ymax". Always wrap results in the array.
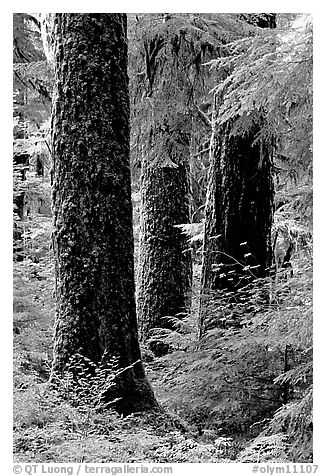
[
  {"xmin": 144, "ymin": 244, "xmax": 312, "ymax": 462},
  {"xmin": 14, "ymin": 238, "xmax": 312, "ymax": 462},
  {"xmin": 13, "ymin": 12, "xmax": 313, "ymax": 464},
  {"xmin": 13, "ymin": 252, "xmax": 234, "ymax": 463}
]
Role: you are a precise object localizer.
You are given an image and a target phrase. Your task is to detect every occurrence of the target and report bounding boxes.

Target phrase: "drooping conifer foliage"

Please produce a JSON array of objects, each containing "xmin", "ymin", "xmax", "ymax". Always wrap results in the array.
[
  {"xmin": 194, "ymin": 13, "xmax": 312, "ymax": 460},
  {"xmin": 199, "ymin": 14, "xmax": 276, "ymax": 335},
  {"xmin": 13, "ymin": 13, "xmax": 313, "ymax": 463},
  {"xmin": 130, "ymin": 14, "xmax": 198, "ymax": 339},
  {"xmin": 130, "ymin": 13, "xmax": 256, "ymax": 339}
]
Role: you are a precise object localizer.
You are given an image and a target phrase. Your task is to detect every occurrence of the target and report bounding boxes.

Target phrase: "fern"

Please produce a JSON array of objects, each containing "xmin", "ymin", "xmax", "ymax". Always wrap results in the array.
[{"xmin": 240, "ymin": 433, "xmax": 289, "ymax": 462}]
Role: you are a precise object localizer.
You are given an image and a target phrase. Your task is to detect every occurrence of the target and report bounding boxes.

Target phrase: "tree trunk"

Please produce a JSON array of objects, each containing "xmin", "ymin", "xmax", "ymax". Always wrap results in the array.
[
  {"xmin": 199, "ymin": 117, "xmax": 274, "ymax": 335},
  {"xmin": 135, "ymin": 23, "xmax": 193, "ymax": 340},
  {"xmin": 198, "ymin": 13, "xmax": 276, "ymax": 336},
  {"xmin": 137, "ymin": 139, "xmax": 192, "ymax": 339},
  {"xmin": 51, "ymin": 13, "xmax": 158, "ymax": 414}
]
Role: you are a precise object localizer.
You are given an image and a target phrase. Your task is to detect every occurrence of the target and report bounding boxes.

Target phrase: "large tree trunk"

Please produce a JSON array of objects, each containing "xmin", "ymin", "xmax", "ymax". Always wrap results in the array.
[
  {"xmin": 198, "ymin": 13, "xmax": 276, "ymax": 336},
  {"xmin": 137, "ymin": 139, "xmax": 192, "ymax": 339},
  {"xmin": 199, "ymin": 116, "xmax": 274, "ymax": 335},
  {"xmin": 51, "ymin": 13, "xmax": 158, "ymax": 414}
]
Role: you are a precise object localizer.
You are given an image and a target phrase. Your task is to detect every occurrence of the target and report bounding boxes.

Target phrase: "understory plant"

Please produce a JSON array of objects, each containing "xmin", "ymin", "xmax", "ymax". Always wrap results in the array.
[
  {"xmin": 14, "ymin": 352, "xmax": 122, "ymax": 462},
  {"xmin": 152, "ymin": 252, "xmax": 312, "ymax": 462}
]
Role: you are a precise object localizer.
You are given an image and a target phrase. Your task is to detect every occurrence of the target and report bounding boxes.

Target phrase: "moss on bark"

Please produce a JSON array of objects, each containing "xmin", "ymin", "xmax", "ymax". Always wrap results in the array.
[
  {"xmin": 137, "ymin": 153, "xmax": 192, "ymax": 339},
  {"xmin": 51, "ymin": 13, "xmax": 158, "ymax": 414}
]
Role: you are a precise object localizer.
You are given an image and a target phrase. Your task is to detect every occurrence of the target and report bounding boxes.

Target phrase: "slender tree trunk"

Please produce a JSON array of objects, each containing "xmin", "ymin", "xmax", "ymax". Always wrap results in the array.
[
  {"xmin": 137, "ymin": 137, "xmax": 192, "ymax": 339},
  {"xmin": 13, "ymin": 152, "xmax": 28, "ymax": 261},
  {"xmin": 51, "ymin": 13, "xmax": 158, "ymax": 414}
]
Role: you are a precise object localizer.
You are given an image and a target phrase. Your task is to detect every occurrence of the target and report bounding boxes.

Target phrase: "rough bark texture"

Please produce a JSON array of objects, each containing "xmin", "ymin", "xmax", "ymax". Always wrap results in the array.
[
  {"xmin": 199, "ymin": 119, "xmax": 274, "ymax": 335},
  {"xmin": 51, "ymin": 13, "xmax": 158, "ymax": 414},
  {"xmin": 198, "ymin": 13, "xmax": 276, "ymax": 336},
  {"xmin": 201, "ymin": 121, "xmax": 274, "ymax": 286},
  {"xmin": 135, "ymin": 24, "xmax": 193, "ymax": 341},
  {"xmin": 137, "ymin": 151, "xmax": 192, "ymax": 340}
]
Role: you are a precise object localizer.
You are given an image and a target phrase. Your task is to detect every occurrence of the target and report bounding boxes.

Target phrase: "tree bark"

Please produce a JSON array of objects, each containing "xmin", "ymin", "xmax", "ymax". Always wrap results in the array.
[
  {"xmin": 198, "ymin": 13, "xmax": 276, "ymax": 336},
  {"xmin": 135, "ymin": 23, "xmax": 193, "ymax": 340},
  {"xmin": 51, "ymin": 13, "xmax": 158, "ymax": 414},
  {"xmin": 199, "ymin": 116, "xmax": 274, "ymax": 335},
  {"xmin": 137, "ymin": 140, "xmax": 192, "ymax": 339}
]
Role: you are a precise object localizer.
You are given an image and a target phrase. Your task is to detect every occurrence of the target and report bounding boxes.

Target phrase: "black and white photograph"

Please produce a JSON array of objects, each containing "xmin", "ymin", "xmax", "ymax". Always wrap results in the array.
[{"xmin": 9, "ymin": 7, "xmax": 317, "ymax": 472}]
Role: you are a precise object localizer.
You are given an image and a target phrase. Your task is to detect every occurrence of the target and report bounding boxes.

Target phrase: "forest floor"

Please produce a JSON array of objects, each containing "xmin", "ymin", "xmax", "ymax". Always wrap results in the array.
[{"xmin": 13, "ymin": 267, "xmax": 239, "ymax": 463}]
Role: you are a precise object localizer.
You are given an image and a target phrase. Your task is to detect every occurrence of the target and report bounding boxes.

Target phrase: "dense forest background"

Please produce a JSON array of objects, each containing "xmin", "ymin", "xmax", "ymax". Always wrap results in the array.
[{"xmin": 13, "ymin": 13, "xmax": 312, "ymax": 463}]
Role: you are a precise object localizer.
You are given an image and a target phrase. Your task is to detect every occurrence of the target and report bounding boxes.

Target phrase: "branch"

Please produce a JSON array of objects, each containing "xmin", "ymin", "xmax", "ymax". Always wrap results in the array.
[{"xmin": 194, "ymin": 105, "xmax": 212, "ymax": 129}]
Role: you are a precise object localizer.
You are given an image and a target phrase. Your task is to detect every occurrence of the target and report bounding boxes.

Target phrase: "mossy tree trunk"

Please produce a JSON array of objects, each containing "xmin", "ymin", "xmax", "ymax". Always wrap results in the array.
[
  {"xmin": 135, "ymin": 24, "xmax": 193, "ymax": 341},
  {"xmin": 51, "ymin": 13, "xmax": 158, "ymax": 414},
  {"xmin": 137, "ymin": 134, "xmax": 192, "ymax": 339}
]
